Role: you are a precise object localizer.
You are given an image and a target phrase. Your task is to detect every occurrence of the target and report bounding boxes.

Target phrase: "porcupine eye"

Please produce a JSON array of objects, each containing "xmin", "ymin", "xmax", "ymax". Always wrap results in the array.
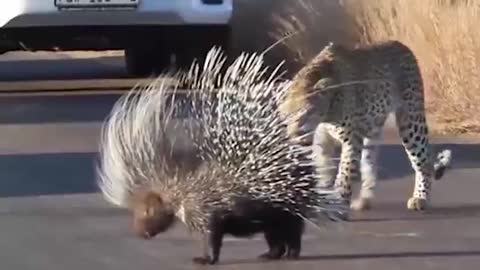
[
  {"xmin": 133, "ymin": 192, "xmax": 175, "ymax": 239},
  {"xmin": 143, "ymin": 205, "xmax": 155, "ymax": 217}
]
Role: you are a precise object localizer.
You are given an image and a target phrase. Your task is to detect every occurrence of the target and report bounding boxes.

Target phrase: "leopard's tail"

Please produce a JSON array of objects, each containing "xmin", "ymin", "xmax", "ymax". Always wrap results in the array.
[{"xmin": 433, "ymin": 149, "xmax": 452, "ymax": 180}]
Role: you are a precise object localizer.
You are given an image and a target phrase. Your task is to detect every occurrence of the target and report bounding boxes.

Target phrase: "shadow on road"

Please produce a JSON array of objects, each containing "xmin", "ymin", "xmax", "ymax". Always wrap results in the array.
[
  {"xmin": 217, "ymin": 250, "xmax": 480, "ymax": 265},
  {"xmin": 0, "ymin": 205, "xmax": 127, "ymax": 218},
  {"xmin": 0, "ymin": 93, "xmax": 193, "ymax": 124},
  {"xmin": 376, "ymin": 143, "xmax": 480, "ymax": 181},
  {"xmin": 326, "ymin": 143, "xmax": 479, "ymax": 182},
  {"xmin": 301, "ymin": 250, "xmax": 480, "ymax": 260},
  {"xmin": 0, "ymin": 94, "xmax": 122, "ymax": 124},
  {"xmin": 351, "ymin": 202, "xmax": 480, "ymax": 223},
  {"xmin": 0, "ymin": 152, "xmax": 99, "ymax": 198},
  {"xmin": 0, "ymin": 143, "xmax": 478, "ymax": 198},
  {"xmin": 0, "ymin": 56, "xmax": 127, "ymax": 81}
]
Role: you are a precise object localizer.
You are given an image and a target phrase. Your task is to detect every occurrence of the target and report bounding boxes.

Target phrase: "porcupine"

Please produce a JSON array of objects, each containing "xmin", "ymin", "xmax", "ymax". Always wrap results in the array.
[{"xmin": 96, "ymin": 47, "xmax": 348, "ymax": 265}]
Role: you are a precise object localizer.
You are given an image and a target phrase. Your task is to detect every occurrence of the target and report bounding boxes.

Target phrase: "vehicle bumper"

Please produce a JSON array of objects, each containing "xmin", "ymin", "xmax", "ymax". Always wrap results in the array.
[
  {"xmin": 0, "ymin": 0, "xmax": 232, "ymax": 52},
  {"xmin": 0, "ymin": 24, "xmax": 232, "ymax": 51},
  {"xmin": 1, "ymin": 0, "xmax": 232, "ymax": 28}
]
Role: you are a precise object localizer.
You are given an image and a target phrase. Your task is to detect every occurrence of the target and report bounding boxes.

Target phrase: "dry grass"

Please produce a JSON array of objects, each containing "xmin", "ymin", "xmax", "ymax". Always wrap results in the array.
[
  {"xmin": 269, "ymin": 0, "xmax": 358, "ymax": 70},
  {"xmin": 345, "ymin": 0, "xmax": 480, "ymax": 134},
  {"xmin": 261, "ymin": 0, "xmax": 480, "ymax": 134},
  {"xmin": 231, "ymin": 0, "xmax": 358, "ymax": 74}
]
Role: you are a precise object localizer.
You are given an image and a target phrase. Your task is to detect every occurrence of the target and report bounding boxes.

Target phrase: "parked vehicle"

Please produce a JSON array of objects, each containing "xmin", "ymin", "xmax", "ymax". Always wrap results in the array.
[{"xmin": 0, "ymin": 0, "xmax": 233, "ymax": 75}]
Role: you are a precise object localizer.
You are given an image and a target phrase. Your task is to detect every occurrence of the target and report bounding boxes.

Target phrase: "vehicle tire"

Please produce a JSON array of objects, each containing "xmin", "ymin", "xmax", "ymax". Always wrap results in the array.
[
  {"xmin": 124, "ymin": 47, "xmax": 155, "ymax": 76},
  {"xmin": 125, "ymin": 43, "xmax": 174, "ymax": 76},
  {"xmin": 0, "ymin": 39, "xmax": 18, "ymax": 55}
]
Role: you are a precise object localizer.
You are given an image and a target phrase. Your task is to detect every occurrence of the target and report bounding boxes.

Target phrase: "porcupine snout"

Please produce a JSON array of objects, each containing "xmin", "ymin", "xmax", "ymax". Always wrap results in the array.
[{"xmin": 132, "ymin": 192, "xmax": 176, "ymax": 239}]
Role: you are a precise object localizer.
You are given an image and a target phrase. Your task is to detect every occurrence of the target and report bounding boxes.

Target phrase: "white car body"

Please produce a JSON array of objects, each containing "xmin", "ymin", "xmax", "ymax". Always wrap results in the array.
[
  {"xmin": 0, "ymin": 0, "xmax": 233, "ymax": 75},
  {"xmin": 0, "ymin": 0, "xmax": 232, "ymax": 28}
]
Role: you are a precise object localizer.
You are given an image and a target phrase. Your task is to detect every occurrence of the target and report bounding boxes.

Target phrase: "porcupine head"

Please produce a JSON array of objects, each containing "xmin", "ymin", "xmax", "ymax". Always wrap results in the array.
[
  {"xmin": 130, "ymin": 189, "xmax": 175, "ymax": 239},
  {"xmin": 95, "ymin": 76, "xmax": 208, "ymax": 240}
]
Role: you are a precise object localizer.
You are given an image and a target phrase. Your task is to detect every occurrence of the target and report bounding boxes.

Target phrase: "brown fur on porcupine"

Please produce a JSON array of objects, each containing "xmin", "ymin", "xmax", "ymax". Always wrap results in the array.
[{"xmin": 96, "ymin": 47, "xmax": 348, "ymax": 265}]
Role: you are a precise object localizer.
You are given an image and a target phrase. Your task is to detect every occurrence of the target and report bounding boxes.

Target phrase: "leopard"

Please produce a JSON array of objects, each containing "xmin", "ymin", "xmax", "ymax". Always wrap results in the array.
[{"xmin": 278, "ymin": 40, "xmax": 452, "ymax": 212}]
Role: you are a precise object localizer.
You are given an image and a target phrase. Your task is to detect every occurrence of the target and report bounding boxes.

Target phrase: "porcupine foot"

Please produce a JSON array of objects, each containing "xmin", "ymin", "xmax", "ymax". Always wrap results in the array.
[
  {"xmin": 192, "ymin": 256, "xmax": 217, "ymax": 265},
  {"xmin": 284, "ymin": 229, "xmax": 302, "ymax": 260},
  {"xmin": 259, "ymin": 246, "xmax": 300, "ymax": 261},
  {"xmin": 259, "ymin": 229, "xmax": 286, "ymax": 260},
  {"xmin": 193, "ymin": 213, "xmax": 224, "ymax": 265},
  {"xmin": 260, "ymin": 216, "xmax": 304, "ymax": 261},
  {"xmin": 258, "ymin": 246, "xmax": 286, "ymax": 260},
  {"xmin": 285, "ymin": 248, "xmax": 301, "ymax": 260}
]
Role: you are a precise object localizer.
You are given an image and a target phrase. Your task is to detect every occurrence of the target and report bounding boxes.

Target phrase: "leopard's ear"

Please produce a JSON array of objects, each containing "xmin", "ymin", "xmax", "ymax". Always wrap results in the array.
[
  {"xmin": 313, "ymin": 78, "xmax": 337, "ymax": 92},
  {"xmin": 292, "ymin": 43, "xmax": 336, "ymax": 78}
]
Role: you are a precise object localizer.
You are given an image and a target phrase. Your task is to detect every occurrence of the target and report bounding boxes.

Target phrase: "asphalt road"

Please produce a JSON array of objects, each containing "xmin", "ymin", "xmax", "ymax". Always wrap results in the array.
[{"xmin": 1, "ymin": 52, "xmax": 480, "ymax": 270}]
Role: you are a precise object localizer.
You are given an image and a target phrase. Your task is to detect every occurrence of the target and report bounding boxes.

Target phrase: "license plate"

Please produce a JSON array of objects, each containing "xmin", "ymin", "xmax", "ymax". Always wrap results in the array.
[{"xmin": 55, "ymin": 0, "xmax": 139, "ymax": 8}]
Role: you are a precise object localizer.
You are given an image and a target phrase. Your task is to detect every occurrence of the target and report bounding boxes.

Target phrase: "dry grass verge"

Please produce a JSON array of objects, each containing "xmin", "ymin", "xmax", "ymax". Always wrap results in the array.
[
  {"xmin": 233, "ymin": 0, "xmax": 480, "ymax": 135},
  {"xmin": 345, "ymin": 0, "xmax": 480, "ymax": 134}
]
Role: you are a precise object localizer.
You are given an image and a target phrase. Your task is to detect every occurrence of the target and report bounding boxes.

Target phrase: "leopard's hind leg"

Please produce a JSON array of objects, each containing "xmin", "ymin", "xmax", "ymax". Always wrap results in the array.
[
  {"xmin": 312, "ymin": 124, "xmax": 337, "ymax": 188},
  {"xmin": 394, "ymin": 53, "xmax": 438, "ymax": 211},
  {"xmin": 351, "ymin": 134, "xmax": 382, "ymax": 211},
  {"xmin": 332, "ymin": 131, "xmax": 364, "ymax": 207},
  {"xmin": 395, "ymin": 106, "xmax": 434, "ymax": 211}
]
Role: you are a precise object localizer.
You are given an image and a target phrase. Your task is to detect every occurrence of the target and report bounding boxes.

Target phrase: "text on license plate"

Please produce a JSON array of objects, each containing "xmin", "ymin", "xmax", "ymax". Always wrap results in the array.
[{"xmin": 55, "ymin": 0, "xmax": 139, "ymax": 8}]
